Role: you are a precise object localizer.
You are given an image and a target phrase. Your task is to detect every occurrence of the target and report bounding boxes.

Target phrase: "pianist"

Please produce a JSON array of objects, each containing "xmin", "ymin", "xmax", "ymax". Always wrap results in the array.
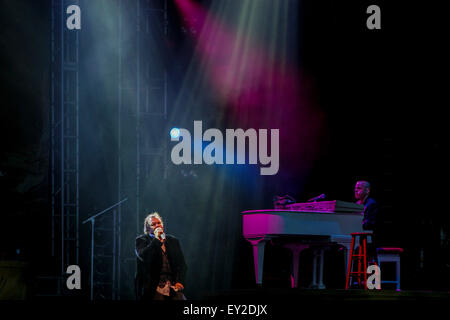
[
  {"xmin": 354, "ymin": 180, "xmax": 380, "ymax": 265},
  {"xmin": 354, "ymin": 180, "xmax": 379, "ymax": 232}
]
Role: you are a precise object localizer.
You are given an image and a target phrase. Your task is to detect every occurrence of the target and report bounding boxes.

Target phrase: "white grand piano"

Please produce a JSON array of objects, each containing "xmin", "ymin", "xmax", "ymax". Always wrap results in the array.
[{"xmin": 242, "ymin": 200, "xmax": 364, "ymax": 289}]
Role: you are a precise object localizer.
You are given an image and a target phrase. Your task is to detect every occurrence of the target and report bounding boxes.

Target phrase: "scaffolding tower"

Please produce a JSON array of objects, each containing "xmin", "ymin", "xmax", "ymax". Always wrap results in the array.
[
  {"xmin": 47, "ymin": 0, "xmax": 168, "ymax": 299},
  {"xmin": 48, "ymin": 0, "xmax": 80, "ymax": 295}
]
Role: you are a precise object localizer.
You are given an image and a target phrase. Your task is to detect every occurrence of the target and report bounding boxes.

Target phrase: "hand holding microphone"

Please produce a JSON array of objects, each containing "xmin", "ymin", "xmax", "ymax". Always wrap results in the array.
[{"xmin": 154, "ymin": 227, "xmax": 166, "ymax": 242}]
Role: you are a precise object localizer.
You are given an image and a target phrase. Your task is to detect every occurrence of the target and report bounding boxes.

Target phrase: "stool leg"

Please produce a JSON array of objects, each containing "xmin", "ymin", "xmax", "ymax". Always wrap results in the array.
[
  {"xmin": 358, "ymin": 245, "xmax": 364, "ymax": 287},
  {"xmin": 345, "ymin": 236, "xmax": 355, "ymax": 290},
  {"xmin": 363, "ymin": 238, "xmax": 368, "ymax": 290}
]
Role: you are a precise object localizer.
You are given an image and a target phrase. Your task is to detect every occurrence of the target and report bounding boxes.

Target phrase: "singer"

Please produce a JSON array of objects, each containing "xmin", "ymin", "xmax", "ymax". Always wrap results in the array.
[{"xmin": 135, "ymin": 212, "xmax": 187, "ymax": 300}]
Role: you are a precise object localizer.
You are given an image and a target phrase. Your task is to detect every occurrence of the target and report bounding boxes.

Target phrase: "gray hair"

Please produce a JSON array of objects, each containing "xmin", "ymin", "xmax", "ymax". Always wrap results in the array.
[{"xmin": 143, "ymin": 212, "xmax": 164, "ymax": 234}]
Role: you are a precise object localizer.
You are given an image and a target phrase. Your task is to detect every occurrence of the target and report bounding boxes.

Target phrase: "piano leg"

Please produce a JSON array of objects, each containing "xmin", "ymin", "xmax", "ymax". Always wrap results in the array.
[
  {"xmin": 310, "ymin": 247, "xmax": 326, "ymax": 289},
  {"xmin": 318, "ymin": 248, "xmax": 325, "ymax": 289},
  {"xmin": 341, "ymin": 242, "xmax": 352, "ymax": 285},
  {"xmin": 283, "ymin": 243, "xmax": 309, "ymax": 288},
  {"xmin": 247, "ymin": 237, "xmax": 271, "ymax": 286}
]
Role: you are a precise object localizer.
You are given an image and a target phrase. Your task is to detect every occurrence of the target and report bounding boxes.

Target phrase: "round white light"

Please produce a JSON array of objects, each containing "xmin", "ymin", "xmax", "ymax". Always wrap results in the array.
[{"xmin": 170, "ymin": 127, "xmax": 180, "ymax": 139}]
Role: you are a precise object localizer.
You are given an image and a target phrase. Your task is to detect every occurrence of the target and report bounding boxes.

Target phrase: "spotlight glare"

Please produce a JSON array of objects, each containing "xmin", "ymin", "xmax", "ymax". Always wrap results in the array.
[{"xmin": 170, "ymin": 127, "xmax": 180, "ymax": 139}]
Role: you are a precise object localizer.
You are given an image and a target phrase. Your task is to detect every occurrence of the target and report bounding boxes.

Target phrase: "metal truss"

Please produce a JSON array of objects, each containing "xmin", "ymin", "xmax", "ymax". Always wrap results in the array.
[{"xmin": 48, "ymin": 0, "xmax": 80, "ymax": 295}]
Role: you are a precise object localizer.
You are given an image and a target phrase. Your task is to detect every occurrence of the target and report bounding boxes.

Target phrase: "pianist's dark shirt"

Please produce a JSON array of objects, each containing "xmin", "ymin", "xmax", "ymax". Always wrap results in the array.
[{"xmin": 362, "ymin": 197, "xmax": 378, "ymax": 231}]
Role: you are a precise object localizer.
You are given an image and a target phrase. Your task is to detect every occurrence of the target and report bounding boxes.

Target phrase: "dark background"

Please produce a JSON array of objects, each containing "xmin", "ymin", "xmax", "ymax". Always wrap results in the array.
[{"xmin": 0, "ymin": 0, "xmax": 447, "ymax": 299}]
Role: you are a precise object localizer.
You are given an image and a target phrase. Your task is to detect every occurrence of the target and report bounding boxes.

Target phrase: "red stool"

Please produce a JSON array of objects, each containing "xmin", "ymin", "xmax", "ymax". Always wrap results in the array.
[{"xmin": 345, "ymin": 232, "xmax": 375, "ymax": 289}]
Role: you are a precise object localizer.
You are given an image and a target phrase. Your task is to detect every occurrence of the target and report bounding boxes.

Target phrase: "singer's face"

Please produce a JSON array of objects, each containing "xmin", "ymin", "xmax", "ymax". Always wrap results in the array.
[{"xmin": 149, "ymin": 217, "xmax": 163, "ymax": 234}]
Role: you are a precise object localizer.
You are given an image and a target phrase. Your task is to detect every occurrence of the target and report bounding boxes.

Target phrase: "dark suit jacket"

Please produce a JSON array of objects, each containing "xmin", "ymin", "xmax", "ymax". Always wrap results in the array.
[
  {"xmin": 362, "ymin": 197, "xmax": 378, "ymax": 232},
  {"xmin": 135, "ymin": 233, "xmax": 187, "ymax": 300}
]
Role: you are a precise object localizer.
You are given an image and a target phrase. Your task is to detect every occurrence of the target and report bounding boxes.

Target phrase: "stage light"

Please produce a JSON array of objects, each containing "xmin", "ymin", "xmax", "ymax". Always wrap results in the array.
[{"xmin": 170, "ymin": 127, "xmax": 181, "ymax": 139}]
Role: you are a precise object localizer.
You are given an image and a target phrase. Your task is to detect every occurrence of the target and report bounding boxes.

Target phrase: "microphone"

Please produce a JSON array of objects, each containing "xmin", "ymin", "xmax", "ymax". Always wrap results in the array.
[
  {"xmin": 154, "ymin": 227, "xmax": 166, "ymax": 241},
  {"xmin": 308, "ymin": 194, "xmax": 326, "ymax": 202}
]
